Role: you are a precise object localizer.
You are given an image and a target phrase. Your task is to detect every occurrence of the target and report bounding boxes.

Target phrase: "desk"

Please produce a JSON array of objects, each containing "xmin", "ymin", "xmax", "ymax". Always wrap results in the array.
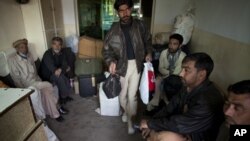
[{"xmin": 0, "ymin": 88, "xmax": 47, "ymax": 141}]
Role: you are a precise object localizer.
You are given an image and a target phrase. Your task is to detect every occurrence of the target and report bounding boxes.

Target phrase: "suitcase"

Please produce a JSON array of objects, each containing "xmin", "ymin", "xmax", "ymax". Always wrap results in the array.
[
  {"xmin": 75, "ymin": 58, "xmax": 103, "ymax": 76},
  {"xmin": 78, "ymin": 74, "xmax": 106, "ymax": 97}
]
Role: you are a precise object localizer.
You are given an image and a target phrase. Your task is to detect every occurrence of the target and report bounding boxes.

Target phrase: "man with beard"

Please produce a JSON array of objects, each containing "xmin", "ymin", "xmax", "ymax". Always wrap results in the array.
[
  {"xmin": 147, "ymin": 34, "xmax": 186, "ymax": 112},
  {"xmin": 216, "ymin": 80, "xmax": 250, "ymax": 141},
  {"xmin": 102, "ymin": 0, "xmax": 152, "ymax": 134},
  {"xmin": 9, "ymin": 38, "xmax": 66, "ymax": 122},
  {"xmin": 140, "ymin": 53, "xmax": 225, "ymax": 141},
  {"xmin": 40, "ymin": 37, "xmax": 74, "ymax": 105}
]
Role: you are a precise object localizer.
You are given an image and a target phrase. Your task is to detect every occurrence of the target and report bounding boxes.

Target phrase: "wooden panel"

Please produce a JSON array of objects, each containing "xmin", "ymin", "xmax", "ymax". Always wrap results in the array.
[{"xmin": 0, "ymin": 98, "xmax": 35, "ymax": 141}]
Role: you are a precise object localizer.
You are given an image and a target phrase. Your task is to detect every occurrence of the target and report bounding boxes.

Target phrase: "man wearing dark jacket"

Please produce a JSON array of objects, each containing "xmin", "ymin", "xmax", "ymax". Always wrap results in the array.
[
  {"xmin": 140, "ymin": 53, "xmax": 225, "ymax": 141},
  {"xmin": 40, "ymin": 37, "xmax": 75, "ymax": 104},
  {"xmin": 102, "ymin": 0, "xmax": 152, "ymax": 134}
]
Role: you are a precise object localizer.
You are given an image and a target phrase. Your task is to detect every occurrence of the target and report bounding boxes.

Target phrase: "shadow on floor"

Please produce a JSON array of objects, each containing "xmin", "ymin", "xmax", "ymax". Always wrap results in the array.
[{"xmin": 46, "ymin": 94, "xmax": 146, "ymax": 141}]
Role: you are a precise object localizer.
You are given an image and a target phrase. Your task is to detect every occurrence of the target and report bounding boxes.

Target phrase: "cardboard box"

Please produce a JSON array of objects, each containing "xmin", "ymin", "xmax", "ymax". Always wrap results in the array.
[{"xmin": 78, "ymin": 36, "xmax": 103, "ymax": 58}]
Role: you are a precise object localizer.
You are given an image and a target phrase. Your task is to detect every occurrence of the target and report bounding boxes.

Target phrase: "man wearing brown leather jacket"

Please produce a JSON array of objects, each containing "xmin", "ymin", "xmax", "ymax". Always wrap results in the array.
[{"xmin": 102, "ymin": 0, "xmax": 152, "ymax": 134}]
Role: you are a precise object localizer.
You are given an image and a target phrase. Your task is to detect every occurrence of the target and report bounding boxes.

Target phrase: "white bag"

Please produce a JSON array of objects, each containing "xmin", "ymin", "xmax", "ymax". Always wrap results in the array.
[
  {"xmin": 172, "ymin": 13, "xmax": 194, "ymax": 45},
  {"xmin": 99, "ymin": 82, "xmax": 120, "ymax": 116},
  {"xmin": 65, "ymin": 34, "xmax": 79, "ymax": 53},
  {"xmin": 139, "ymin": 62, "xmax": 155, "ymax": 104}
]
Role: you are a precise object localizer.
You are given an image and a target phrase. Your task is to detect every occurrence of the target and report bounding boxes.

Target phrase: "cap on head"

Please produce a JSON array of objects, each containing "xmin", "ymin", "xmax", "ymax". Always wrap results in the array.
[
  {"xmin": 13, "ymin": 38, "xmax": 28, "ymax": 48},
  {"xmin": 114, "ymin": 0, "xmax": 134, "ymax": 11}
]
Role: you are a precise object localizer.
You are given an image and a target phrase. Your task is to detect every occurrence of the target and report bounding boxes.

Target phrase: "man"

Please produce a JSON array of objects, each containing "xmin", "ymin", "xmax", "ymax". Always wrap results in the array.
[
  {"xmin": 102, "ymin": 0, "xmax": 152, "ymax": 134},
  {"xmin": 216, "ymin": 80, "xmax": 250, "ymax": 141},
  {"xmin": 40, "ymin": 37, "xmax": 74, "ymax": 104},
  {"xmin": 8, "ymin": 39, "xmax": 67, "ymax": 122},
  {"xmin": 140, "ymin": 53, "xmax": 225, "ymax": 141},
  {"xmin": 147, "ymin": 34, "xmax": 186, "ymax": 111}
]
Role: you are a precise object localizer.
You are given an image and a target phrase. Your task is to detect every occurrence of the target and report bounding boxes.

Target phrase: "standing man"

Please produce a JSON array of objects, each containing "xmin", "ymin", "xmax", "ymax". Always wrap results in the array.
[
  {"xmin": 40, "ymin": 37, "xmax": 74, "ymax": 104},
  {"xmin": 147, "ymin": 34, "xmax": 186, "ymax": 111},
  {"xmin": 216, "ymin": 80, "xmax": 250, "ymax": 141},
  {"xmin": 140, "ymin": 53, "xmax": 225, "ymax": 141},
  {"xmin": 103, "ymin": 0, "xmax": 152, "ymax": 134},
  {"xmin": 9, "ymin": 38, "xmax": 66, "ymax": 122}
]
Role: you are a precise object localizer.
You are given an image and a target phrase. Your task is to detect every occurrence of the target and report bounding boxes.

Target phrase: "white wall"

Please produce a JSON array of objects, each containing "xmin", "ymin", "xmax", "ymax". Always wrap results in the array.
[
  {"xmin": 195, "ymin": 0, "xmax": 250, "ymax": 44},
  {"xmin": 153, "ymin": 0, "xmax": 187, "ymax": 25},
  {"xmin": 151, "ymin": 0, "xmax": 189, "ymax": 35},
  {"xmin": 62, "ymin": 0, "xmax": 78, "ymax": 37},
  {"xmin": 0, "ymin": 0, "xmax": 26, "ymax": 51},
  {"xmin": 191, "ymin": 0, "xmax": 250, "ymax": 91},
  {"xmin": 21, "ymin": 0, "xmax": 48, "ymax": 59},
  {"xmin": 151, "ymin": 0, "xmax": 250, "ymax": 91}
]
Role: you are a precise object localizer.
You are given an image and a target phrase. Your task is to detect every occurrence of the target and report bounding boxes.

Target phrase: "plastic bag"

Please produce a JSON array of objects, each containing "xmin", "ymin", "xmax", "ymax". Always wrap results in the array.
[
  {"xmin": 103, "ymin": 74, "xmax": 121, "ymax": 99},
  {"xmin": 139, "ymin": 62, "xmax": 156, "ymax": 104},
  {"xmin": 172, "ymin": 13, "xmax": 194, "ymax": 45},
  {"xmin": 65, "ymin": 34, "xmax": 79, "ymax": 53}
]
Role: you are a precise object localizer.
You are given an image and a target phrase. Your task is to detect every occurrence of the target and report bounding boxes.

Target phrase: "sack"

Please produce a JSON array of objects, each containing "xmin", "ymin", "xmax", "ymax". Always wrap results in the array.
[
  {"xmin": 172, "ymin": 13, "xmax": 194, "ymax": 45},
  {"xmin": 103, "ymin": 74, "xmax": 121, "ymax": 99},
  {"xmin": 139, "ymin": 62, "xmax": 156, "ymax": 104},
  {"xmin": 99, "ymin": 82, "xmax": 120, "ymax": 116}
]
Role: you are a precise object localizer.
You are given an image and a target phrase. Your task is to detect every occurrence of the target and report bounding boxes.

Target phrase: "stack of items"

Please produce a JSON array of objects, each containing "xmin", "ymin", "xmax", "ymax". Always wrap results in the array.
[{"xmin": 75, "ymin": 36, "xmax": 105, "ymax": 97}]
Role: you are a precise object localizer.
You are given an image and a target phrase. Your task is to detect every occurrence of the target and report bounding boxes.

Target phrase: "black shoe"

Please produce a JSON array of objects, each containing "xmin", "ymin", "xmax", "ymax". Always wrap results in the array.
[
  {"xmin": 60, "ymin": 98, "xmax": 67, "ymax": 105},
  {"xmin": 66, "ymin": 96, "xmax": 73, "ymax": 102},
  {"xmin": 59, "ymin": 106, "xmax": 69, "ymax": 115},
  {"xmin": 56, "ymin": 116, "xmax": 64, "ymax": 122}
]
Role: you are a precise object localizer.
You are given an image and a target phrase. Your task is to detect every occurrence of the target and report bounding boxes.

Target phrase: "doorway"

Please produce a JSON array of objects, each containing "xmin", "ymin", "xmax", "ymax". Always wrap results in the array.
[{"xmin": 77, "ymin": 0, "xmax": 153, "ymax": 39}]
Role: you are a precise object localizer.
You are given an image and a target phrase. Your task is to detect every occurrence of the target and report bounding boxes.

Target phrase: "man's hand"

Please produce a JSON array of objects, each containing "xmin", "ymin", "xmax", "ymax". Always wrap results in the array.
[
  {"xmin": 140, "ymin": 119, "xmax": 149, "ymax": 130},
  {"xmin": 145, "ymin": 53, "xmax": 152, "ymax": 62},
  {"xmin": 109, "ymin": 62, "xmax": 116, "ymax": 75},
  {"xmin": 142, "ymin": 128, "xmax": 151, "ymax": 139},
  {"xmin": 55, "ymin": 68, "xmax": 62, "ymax": 77},
  {"xmin": 66, "ymin": 66, "xmax": 71, "ymax": 72}
]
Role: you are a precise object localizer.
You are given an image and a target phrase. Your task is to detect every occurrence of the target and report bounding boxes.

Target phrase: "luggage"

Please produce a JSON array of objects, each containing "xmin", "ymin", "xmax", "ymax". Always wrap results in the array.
[
  {"xmin": 99, "ymin": 82, "xmax": 120, "ymax": 116},
  {"xmin": 78, "ymin": 36, "xmax": 103, "ymax": 58},
  {"xmin": 78, "ymin": 74, "xmax": 105, "ymax": 97},
  {"xmin": 75, "ymin": 58, "xmax": 103, "ymax": 76}
]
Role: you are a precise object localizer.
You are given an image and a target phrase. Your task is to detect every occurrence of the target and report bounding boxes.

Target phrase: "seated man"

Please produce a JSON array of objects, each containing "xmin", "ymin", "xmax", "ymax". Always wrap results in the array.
[
  {"xmin": 140, "ymin": 53, "xmax": 225, "ymax": 141},
  {"xmin": 147, "ymin": 34, "xmax": 186, "ymax": 111},
  {"xmin": 8, "ymin": 39, "xmax": 67, "ymax": 122},
  {"xmin": 40, "ymin": 37, "xmax": 74, "ymax": 104},
  {"xmin": 216, "ymin": 80, "xmax": 250, "ymax": 141}
]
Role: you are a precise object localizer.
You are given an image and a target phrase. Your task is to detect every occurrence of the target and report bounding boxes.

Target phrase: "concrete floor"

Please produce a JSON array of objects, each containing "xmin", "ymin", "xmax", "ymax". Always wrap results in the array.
[{"xmin": 47, "ymin": 94, "xmax": 145, "ymax": 141}]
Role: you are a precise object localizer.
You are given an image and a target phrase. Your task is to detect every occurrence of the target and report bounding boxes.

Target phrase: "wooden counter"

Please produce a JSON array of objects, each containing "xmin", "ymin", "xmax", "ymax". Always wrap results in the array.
[{"xmin": 0, "ymin": 88, "xmax": 47, "ymax": 141}]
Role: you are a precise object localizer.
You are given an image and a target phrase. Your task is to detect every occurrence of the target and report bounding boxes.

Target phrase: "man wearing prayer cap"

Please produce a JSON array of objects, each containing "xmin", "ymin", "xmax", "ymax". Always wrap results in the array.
[{"xmin": 8, "ymin": 38, "xmax": 68, "ymax": 122}]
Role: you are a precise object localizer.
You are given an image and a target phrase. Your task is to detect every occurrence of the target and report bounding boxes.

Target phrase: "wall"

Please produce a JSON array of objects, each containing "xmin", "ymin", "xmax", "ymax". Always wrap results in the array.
[
  {"xmin": 21, "ymin": 0, "xmax": 48, "ymax": 59},
  {"xmin": 0, "ymin": 0, "xmax": 26, "ymax": 51},
  {"xmin": 62, "ymin": 0, "xmax": 78, "ymax": 37},
  {"xmin": 191, "ymin": 0, "xmax": 250, "ymax": 92},
  {"xmin": 152, "ymin": 0, "xmax": 250, "ymax": 92},
  {"xmin": 151, "ymin": 0, "xmax": 188, "ymax": 35}
]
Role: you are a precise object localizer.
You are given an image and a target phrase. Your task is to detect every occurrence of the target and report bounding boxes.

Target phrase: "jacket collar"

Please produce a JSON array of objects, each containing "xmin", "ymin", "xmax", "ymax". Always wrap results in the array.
[{"xmin": 187, "ymin": 79, "xmax": 211, "ymax": 96}]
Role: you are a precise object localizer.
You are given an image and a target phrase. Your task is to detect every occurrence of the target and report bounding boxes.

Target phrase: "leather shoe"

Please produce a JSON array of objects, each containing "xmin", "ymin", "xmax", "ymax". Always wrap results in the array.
[
  {"xmin": 56, "ymin": 116, "xmax": 64, "ymax": 122},
  {"xmin": 59, "ymin": 106, "xmax": 69, "ymax": 115}
]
